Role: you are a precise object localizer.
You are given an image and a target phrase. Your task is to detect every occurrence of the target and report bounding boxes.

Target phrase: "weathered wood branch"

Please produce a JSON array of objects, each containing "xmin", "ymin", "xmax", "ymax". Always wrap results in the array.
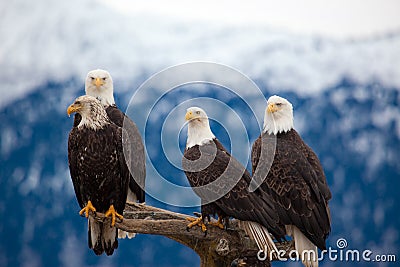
[{"xmin": 93, "ymin": 203, "xmax": 294, "ymax": 267}]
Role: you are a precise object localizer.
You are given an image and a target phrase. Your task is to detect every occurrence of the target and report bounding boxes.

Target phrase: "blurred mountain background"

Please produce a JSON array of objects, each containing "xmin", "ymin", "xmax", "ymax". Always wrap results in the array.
[{"xmin": 1, "ymin": 0, "xmax": 399, "ymax": 266}]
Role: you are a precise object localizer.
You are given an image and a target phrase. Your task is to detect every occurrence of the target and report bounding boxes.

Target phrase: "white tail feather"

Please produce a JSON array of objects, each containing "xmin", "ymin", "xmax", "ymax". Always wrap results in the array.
[
  {"xmin": 118, "ymin": 229, "xmax": 136, "ymax": 239},
  {"xmin": 239, "ymin": 221, "xmax": 278, "ymax": 256},
  {"xmin": 118, "ymin": 189, "xmax": 138, "ymax": 239},
  {"xmin": 126, "ymin": 189, "xmax": 138, "ymax": 203},
  {"xmin": 286, "ymin": 225, "xmax": 318, "ymax": 267},
  {"xmin": 88, "ymin": 216, "xmax": 101, "ymax": 248},
  {"xmin": 102, "ymin": 220, "xmax": 117, "ymax": 255}
]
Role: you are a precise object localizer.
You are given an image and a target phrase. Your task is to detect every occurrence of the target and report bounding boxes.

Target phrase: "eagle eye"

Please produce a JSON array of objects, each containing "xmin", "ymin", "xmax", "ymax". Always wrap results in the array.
[
  {"xmin": 196, "ymin": 111, "xmax": 200, "ymax": 115},
  {"xmin": 75, "ymin": 101, "xmax": 81, "ymax": 105},
  {"xmin": 102, "ymin": 77, "xmax": 107, "ymax": 81},
  {"xmin": 276, "ymin": 103, "xmax": 282, "ymax": 106}
]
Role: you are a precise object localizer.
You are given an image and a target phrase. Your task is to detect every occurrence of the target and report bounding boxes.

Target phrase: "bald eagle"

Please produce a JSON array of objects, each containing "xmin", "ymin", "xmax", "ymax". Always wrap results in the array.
[
  {"xmin": 74, "ymin": 69, "xmax": 145, "ymax": 239},
  {"xmin": 182, "ymin": 107, "xmax": 282, "ymax": 254},
  {"xmin": 251, "ymin": 95, "xmax": 332, "ymax": 267},
  {"xmin": 67, "ymin": 95, "xmax": 130, "ymax": 255}
]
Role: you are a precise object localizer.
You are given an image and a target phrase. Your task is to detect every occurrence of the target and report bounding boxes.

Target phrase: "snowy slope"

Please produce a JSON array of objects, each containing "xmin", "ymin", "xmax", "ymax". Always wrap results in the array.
[{"xmin": 1, "ymin": 0, "xmax": 400, "ymax": 108}]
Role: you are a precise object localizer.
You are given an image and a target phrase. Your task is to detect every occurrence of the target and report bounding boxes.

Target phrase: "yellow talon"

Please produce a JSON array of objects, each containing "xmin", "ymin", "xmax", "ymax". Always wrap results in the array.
[
  {"xmin": 105, "ymin": 205, "xmax": 123, "ymax": 227},
  {"xmin": 186, "ymin": 216, "xmax": 207, "ymax": 233},
  {"xmin": 79, "ymin": 200, "xmax": 96, "ymax": 218},
  {"xmin": 201, "ymin": 223, "xmax": 207, "ymax": 233},
  {"xmin": 209, "ymin": 217, "xmax": 225, "ymax": 230}
]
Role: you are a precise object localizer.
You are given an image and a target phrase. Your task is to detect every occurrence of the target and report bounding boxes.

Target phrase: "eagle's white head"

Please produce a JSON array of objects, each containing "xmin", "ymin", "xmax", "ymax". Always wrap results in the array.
[
  {"xmin": 67, "ymin": 95, "xmax": 110, "ymax": 130},
  {"xmin": 263, "ymin": 95, "xmax": 294, "ymax": 135},
  {"xmin": 85, "ymin": 69, "xmax": 115, "ymax": 106},
  {"xmin": 185, "ymin": 107, "xmax": 215, "ymax": 149}
]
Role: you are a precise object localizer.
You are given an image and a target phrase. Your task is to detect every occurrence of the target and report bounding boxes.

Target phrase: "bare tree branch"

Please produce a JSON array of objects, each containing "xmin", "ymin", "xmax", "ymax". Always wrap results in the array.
[{"xmin": 92, "ymin": 203, "xmax": 294, "ymax": 267}]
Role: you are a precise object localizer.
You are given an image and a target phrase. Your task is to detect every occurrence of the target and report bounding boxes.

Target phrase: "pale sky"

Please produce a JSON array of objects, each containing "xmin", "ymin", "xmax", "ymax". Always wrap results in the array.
[{"xmin": 98, "ymin": 0, "xmax": 400, "ymax": 39}]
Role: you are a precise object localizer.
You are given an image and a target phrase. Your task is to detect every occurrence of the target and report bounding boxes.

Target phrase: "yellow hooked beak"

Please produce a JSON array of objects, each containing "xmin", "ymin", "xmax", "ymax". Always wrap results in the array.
[
  {"xmin": 185, "ymin": 111, "xmax": 194, "ymax": 121},
  {"xmin": 67, "ymin": 103, "xmax": 81, "ymax": 117},
  {"xmin": 267, "ymin": 103, "xmax": 279, "ymax": 113},
  {"xmin": 93, "ymin": 77, "xmax": 104, "ymax": 87}
]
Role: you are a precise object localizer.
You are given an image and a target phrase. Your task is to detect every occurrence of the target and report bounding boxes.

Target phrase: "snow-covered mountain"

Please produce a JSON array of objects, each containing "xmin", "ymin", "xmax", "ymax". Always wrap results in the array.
[
  {"xmin": 1, "ymin": 0, "xmax": 400, "ymax": 108},
  {"xmin": 1, "ymin": 0, "xmax": 399, "ymax": 266}
]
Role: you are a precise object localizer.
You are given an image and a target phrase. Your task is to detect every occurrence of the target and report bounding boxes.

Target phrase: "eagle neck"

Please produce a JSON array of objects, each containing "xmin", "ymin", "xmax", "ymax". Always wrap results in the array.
[
  {"xmin": 78, "ymin": 108, "xmax": 110, "ymax": 131},
  {"xmin": 263, "ymin": 110, "xmax": 294, "ymax": 135},
  {"xmin": 86, "ymin": 87, "xmax": 115, "ymax": 106},
  {"xmin": 186, "ymin": 119, "xmax": 215, "ymax": 149}
]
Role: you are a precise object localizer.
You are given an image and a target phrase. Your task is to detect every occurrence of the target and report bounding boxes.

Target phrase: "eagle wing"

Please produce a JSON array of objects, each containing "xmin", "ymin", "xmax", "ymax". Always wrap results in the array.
[
  {"xmin": 251, "ymin": 135, "xmax": 262, "ymax": 175},
  {"xmin": 67, "ymin": 128, "xmax": 84, "ymax": 208},
  {"xmin": 302, "ymin": 141, "xmax": 332, "ymax": 201},
  {"xmin": 106, "ymin": 105, "xmax": 145, "ymax": 202},
  {"xmin": 113, "ymin": 126, "xmax": 131, "ymax": 213}
]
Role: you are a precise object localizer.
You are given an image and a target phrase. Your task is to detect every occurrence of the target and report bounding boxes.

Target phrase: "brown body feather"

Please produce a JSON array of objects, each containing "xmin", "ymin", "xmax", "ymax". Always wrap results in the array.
[
  {"xmin": 74, "ymin": 104, "xmax": 145, "ymax": 203},
  {"xmin": 68, "ymin": 123, "xmax": 130, "ymax": 255},
  {"xmin": 183, "ymin": 139, "xmax": 285, "ymax": 239},
  {"xmin": 251, "ymin": 129, "xmax": 331, "ymax": 250}
]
